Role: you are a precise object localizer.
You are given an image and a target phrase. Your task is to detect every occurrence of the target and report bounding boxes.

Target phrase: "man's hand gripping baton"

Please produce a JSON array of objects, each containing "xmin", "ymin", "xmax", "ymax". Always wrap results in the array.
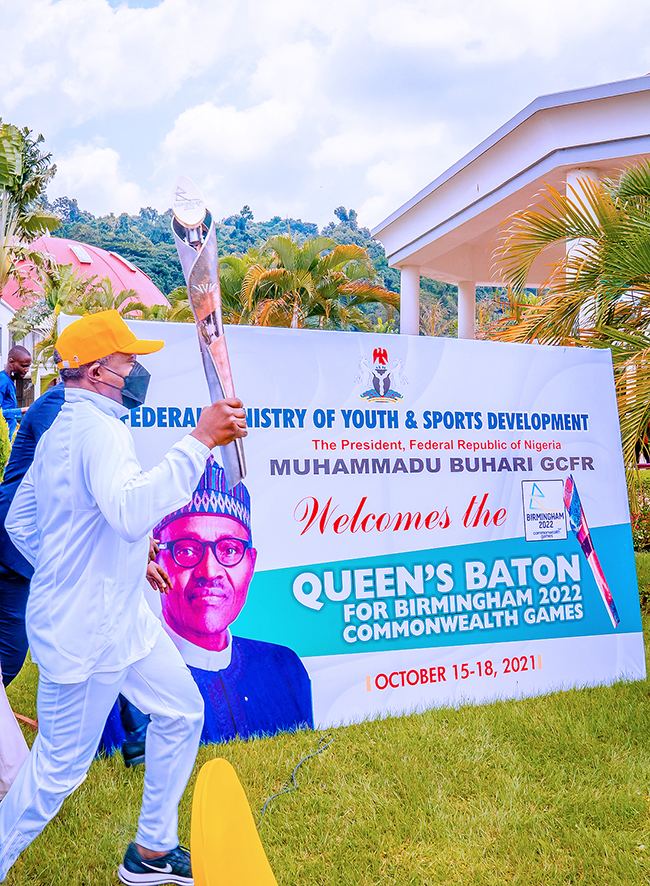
[{"xmin": 171, "ymin": 175, "xmax": 246, "ymax": 489}]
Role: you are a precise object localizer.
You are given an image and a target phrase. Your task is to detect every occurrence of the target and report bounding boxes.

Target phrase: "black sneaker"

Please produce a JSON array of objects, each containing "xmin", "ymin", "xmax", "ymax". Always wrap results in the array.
[
  {"xmin": 122, "ymin": 739, "xmax": 146, "ymax": 768},
  {"xmin": 118, "ymin": 842, "xmax": 193, "ymax": 885}
]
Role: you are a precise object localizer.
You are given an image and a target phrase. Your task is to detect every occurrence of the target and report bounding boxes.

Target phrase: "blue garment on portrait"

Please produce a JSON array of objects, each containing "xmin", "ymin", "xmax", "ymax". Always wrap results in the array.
[
  {"xmin": 99, "ymin": 636, "xmax": 314, "ymax": 754},
  {"xmin": 0, "ymin": 370, "xmax": 22, "ymax": 439}
]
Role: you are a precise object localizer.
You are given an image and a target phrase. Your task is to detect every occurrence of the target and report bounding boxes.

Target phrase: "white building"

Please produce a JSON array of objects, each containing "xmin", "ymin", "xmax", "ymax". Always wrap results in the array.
[{"xmin": 372, "ymin": 75, "xmax": 650, "ymax": 339}]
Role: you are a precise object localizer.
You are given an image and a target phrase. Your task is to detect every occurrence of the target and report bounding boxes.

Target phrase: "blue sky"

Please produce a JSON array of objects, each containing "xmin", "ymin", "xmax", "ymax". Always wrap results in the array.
[{"xmin": 3, "ymin": 0, "xmax": 650, "ymax": 229}]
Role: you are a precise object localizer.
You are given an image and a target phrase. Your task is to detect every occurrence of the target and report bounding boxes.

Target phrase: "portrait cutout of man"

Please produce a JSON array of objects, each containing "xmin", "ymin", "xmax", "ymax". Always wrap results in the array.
[{"xmin": 153, "ymin": 455, "xmax": 313, "ymax": 744}]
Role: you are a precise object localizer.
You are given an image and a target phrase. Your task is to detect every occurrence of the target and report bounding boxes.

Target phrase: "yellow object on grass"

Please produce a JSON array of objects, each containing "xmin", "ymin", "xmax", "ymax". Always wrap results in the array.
[{"xmin": 191, "ymin": 758, "xmax": 278, "ymax": 886}]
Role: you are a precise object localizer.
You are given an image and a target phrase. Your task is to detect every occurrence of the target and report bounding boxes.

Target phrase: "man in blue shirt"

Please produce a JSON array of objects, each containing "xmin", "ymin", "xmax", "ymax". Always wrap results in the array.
[
  {"xmin": 0, "ymin": 383, "xmax": 65, "ymax": 685},
  {"xmin": 0, "ymin": 347, "xmax": 32, "ymax": 438}
]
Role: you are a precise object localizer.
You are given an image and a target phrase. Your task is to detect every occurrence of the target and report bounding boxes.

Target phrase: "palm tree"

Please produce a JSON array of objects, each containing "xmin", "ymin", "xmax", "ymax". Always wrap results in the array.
[
  {"xmin": 420, "ymin": 296, "xmax": 451, "ymax": 338},
  {"xmin": 0, "ymin": 193, "xmax": 22, "ymax": 299},
  {"xmin": 0, "ymin": 191, "xmax": 51, "ymax": 301},
  {"xmin": 135, "ymin": 287, "xmax": 194, "ymax": 323},
  {"xmin": 489, "ymin": 159, "xmax": 650, "ymax": 495},
  {"xmin": 218, "ymin": 249, "xmax": 270, "ymax": 324},
  {"xmin": 10, "ymin": 264, "xmax": 153, "ymax": 377},
  {"xmin": 134, "ymin": 251, "xmax": 272, "ymax": 326},
  {"xmin": 0, "ymin": 122, "xmax": 59, "ymax": 312},
  {"xmin": 0, "ymin": 124, "xmax": 22, "ymax": 193},
  {"xmin": 238, "ymin": 235, "xmax": 399, "ymax": 330},
  {"xmin": 0, "ymin": 121, "xmax": 59, "ymax": 241}
]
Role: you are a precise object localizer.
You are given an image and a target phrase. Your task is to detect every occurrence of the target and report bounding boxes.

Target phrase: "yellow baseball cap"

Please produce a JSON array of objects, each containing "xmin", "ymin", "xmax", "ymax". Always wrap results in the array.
[{"xmin": 56, "ymin": 310, "xmax": 165, "ymax": 368}]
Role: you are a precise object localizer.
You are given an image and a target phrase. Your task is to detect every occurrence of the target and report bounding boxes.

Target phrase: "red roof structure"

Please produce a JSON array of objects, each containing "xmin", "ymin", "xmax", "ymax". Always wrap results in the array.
[{"xmin": 2, "ymin": 235, "xmax": 169, "ymax": 311}]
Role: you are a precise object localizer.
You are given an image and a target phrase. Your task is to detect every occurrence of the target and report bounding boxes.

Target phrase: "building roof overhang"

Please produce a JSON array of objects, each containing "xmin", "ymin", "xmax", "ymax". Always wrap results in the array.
[{"xmin": 372, "ymin": 75, "xmax": 650, "ymax": 286}]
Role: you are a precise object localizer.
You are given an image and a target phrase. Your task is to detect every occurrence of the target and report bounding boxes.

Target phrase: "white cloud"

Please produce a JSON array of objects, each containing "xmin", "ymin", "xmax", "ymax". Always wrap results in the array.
[
  {"xmin": 359, "ymin": 159, "xmax": 429, "ymax": 229},
  {"xmin": 48, "ymin": 144, "xmax": 146, "ymax": 215},
  {"xmin": 156, "ymin": 97, "xmax": 306, "ymax": 215},
  {"xmin": 0, "ymin": 0, "xmax": 239, "ymax": 125},
  {"xmin": 162, "ymin": 99, "xmax": 302, "ymax": 166},
  {"xmin": 250, "ymin": 40, "xmax": 323, "ymax": 102},
  {"xmin": 242, "ymin": 0, "xmax": 364, "ymax": 48},
  {"xmin": 6, "ymin": 0, "xmax": 650, "ymax": 229},
  {"xmin": 368, "ymin": 0, "xmax": 625, "ymax": 64},
  {"xmin": 311, "ymin": 118, "xmax": 456, "ymax": 227},
  {"xmin": 312, "ymin": 119, "xmax": 447, "ymax": 168}
]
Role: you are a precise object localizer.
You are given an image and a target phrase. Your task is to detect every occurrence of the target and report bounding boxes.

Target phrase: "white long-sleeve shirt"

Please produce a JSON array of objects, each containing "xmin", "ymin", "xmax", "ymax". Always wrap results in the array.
[{"xmin": 6, "ymin": 387, "xmax": 210, "ymax": 683}]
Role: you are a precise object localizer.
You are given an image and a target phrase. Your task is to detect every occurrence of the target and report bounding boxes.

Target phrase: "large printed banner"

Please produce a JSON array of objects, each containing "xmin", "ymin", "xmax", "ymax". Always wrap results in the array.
[{"xmin": 121, "ymin": 320, "xmax": 645, "ymax": 730}]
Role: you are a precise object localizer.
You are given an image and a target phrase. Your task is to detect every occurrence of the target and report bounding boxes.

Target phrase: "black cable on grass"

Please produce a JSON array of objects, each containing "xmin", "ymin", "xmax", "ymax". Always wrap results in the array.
[{"xmin": 257, "ymin": 733, "xmax": 334, "ymax": 828}]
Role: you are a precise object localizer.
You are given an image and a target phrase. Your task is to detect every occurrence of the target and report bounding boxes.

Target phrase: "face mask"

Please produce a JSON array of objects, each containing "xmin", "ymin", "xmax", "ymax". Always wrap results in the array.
[{"xmin": 103, "ymin": 361, "xmax": 151, "ymax": 410}]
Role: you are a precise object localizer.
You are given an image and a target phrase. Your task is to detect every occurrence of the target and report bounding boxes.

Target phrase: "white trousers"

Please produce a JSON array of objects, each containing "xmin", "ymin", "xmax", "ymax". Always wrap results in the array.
[
  {"xmin": 0, "ymin": 663, "xmax": 29, "ymax": 801},
  {"xmin": 0, "ymin": 630, "xmax": 203, "ymax": 882}
]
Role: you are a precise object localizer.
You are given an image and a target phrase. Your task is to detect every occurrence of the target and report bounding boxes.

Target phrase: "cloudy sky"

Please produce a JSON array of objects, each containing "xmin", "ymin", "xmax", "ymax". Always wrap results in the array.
[{"xmin": 3, "ymin": 0, "xmax": 650, "ymax": 229}]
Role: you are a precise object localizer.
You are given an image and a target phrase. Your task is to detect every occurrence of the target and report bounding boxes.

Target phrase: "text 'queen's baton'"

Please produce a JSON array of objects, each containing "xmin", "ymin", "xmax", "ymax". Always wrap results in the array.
[{"xmin": 171, "ymin": 175, "xmax": 246, "ymax": 489}]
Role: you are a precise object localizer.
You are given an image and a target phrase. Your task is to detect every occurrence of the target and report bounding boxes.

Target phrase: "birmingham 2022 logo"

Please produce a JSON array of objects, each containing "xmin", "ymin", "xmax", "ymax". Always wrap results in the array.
[{"xmin": 355, "ymin": 348, "xmax": 408, "ymax": 402}]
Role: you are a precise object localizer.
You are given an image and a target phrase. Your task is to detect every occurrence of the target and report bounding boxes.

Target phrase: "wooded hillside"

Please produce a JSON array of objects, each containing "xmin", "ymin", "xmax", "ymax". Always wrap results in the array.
[{"xmin": 48, "ymin": 198, "xmax": 461, "ymax": 333}]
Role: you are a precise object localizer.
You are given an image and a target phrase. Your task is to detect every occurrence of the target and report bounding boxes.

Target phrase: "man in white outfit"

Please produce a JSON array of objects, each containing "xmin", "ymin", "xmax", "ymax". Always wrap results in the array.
[{"xmin": 0, "ymin": 310, "xmax": 247, "ymax": 885}]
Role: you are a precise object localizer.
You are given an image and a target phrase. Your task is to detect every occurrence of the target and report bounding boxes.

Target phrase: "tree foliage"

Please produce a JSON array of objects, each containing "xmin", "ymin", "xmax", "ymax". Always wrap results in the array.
[
  {"xmin": 0, "ymin": 191, "xmax": 52, "ymax": 300},
  {"xmin": 48, "ymin": 198, "xmax": 475, "ymax": 336},
  {"xmin": 50, "ymin": 200, "xmax": 462, "ymax": 333},
  {"xmin": 322, "ymin": 207, "xmax": 461, "ymax": 331},
  {"xmin": 489, "ymin": 159, "xmax": 650, "ymax": 497},
  {"xmin": 0, "ymin": 121, "xmax": 58, "ymax": 240},
  {"xmin": 0, "ymin": 411, "xmax": 10, "ymax": 481},
  {"xmin": 50, "ymin": 202, "xmax": 324, "ymax": 296},
  {"xmin": 232, "ymin": 235, "xmax": 399, "ymax": 330},
  {"xmin": 0, "ymin": 122, "xmax": 58, "ymax": 300}
]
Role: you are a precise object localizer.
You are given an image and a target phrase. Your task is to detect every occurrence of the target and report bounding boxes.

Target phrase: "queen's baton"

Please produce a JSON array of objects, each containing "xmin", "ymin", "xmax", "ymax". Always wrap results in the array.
[
  {"xmin": 563, "ymin": 475, "xmax": 619, "ymax": 628},
  {"xmin": 171, "ymin": 175, "xmax": 246, "ymax": 489}
]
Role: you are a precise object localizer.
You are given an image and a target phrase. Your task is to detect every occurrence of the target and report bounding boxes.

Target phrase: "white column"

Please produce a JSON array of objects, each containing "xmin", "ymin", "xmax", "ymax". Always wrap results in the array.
[
  {"xmin": 565, "ymin": 168, "xmax": 599, "ymax": 332},
  {"xmin": 399, "ymin": 266, "xmax": 420, "ymax": 335},
  {"xmin": 458, "ymin": 280, "xmax": 476, "ymax": 340},
  {"xmin": 566, "ymin": 167, "xmax": 599, "ymax": 201},
  {"xmin": 565, "ymin": 167, "xmax": 600, "ymax": 234}
]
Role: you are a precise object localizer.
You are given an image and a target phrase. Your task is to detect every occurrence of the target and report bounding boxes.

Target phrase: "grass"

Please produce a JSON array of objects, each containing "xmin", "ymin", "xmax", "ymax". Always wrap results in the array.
[
  {"xmin": 5, "ymin": 568, "xmax": 650, "ymax": 884},
  {"xmin": 637, "ymin": 552, "xmax": 650, "ymax": 612}
]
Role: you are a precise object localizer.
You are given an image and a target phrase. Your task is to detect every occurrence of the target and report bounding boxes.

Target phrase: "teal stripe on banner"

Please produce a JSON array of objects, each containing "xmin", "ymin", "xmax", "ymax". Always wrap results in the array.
[{"xmin": 233, "ymin": 524, "xmax": 642, "ymax": 658}]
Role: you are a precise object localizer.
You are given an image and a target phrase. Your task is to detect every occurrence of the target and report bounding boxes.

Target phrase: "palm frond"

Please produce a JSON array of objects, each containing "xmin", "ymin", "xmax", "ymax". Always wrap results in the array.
[
  {"xmin": 296, "ymin": 237, "xmax": 337, "ymax": 270},
  {"xmin": 489, "ymin": 161, "xmax": 650, "ymax": 497}
]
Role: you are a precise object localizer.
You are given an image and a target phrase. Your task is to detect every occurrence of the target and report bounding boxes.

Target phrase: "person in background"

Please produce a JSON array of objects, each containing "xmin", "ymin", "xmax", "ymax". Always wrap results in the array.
[
  {"xmin": 0, "ymin": 383, "xmax": 65, "ymax": 686},
  {"xmin": 0, "ymin": 347, "xmax": 32, "ymax": 438}
]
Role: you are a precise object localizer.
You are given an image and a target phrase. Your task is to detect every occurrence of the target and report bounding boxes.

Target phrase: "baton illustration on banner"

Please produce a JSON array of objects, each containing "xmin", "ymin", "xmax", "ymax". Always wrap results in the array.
[
  {"xmin": 563, "ymin": 475, "xmax": 619, "ymax": 628},
  {"xmin": 171, "ymin": 176, "xmax": 246, "ymax": 489}
]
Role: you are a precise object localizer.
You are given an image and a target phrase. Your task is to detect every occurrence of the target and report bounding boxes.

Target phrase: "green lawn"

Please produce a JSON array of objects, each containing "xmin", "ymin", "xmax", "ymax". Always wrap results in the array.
[{"xmin": 5, "ymin": 563, "xmax": 650, "ymax": 885}]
